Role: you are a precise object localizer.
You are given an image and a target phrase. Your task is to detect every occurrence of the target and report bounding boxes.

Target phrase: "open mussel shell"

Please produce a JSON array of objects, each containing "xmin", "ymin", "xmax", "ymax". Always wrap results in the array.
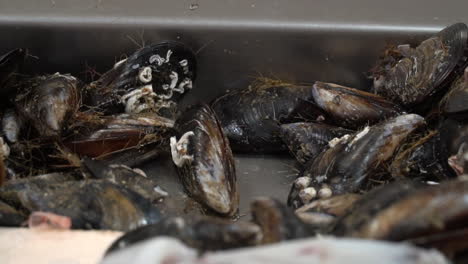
[
  {"xmin": 312, "ymin": 81, "xmax": 402, "ymax": 129},
  {"xmin": 14, "ymin": 73, "xmax": 81, "ymax": 137},
  {"xmin": 106, "ymin": 216, "xmax": 261, "ymax": 254},
  {"xmin": 333, "ymin": 179, "xmax": 468, "ymax": 257},
  {"xmin": 87, "ymin": 41, "xmax": 197, "ymax": 115},
  {"xmin": 251, "ymin": 197, "xmax": 317, "ymax": 244},
  {"xmin": 440, "ymin": 67, "xmax": 468, "ymax": 117},
  {"xmin": 170, "ymin": 104, "xmax": 238, "ymax": 216},
  {"xmin": 390, "ymin": 130, "xmax": 456, "ymax": 181},
  {"xmin": 212, "ymin": 80, "xmax": 327, "ymax": 153},
  {"xmin": 288, "ymin": 114, "xmax": 425, "ymax": 208},
  {"xmin": 280, "ymin": 122, "xmax": 353, "ymax": 164},
  {"xmin": 374, "ymin": 23, "xmax": 468, "ymax": 107}
]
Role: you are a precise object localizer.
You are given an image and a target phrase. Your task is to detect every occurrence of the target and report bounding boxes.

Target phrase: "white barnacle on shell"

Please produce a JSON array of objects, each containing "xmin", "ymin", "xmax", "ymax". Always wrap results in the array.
[
  {"xmin": 138, "ymin": 66, "xmax": 152, "ymax": 83},
  {"xmin": 299, "ymin": 187, "xmax": 317, "ymax": 204},
  {"xmin": 121, "ymin": 84, "xmax": 157, "ymax": 113},
  {"xmin": 318, "ymin": 187, "xmax": 333, "ymax": 198},
  {"xmin": 294, "ymin": 177, "xmax": 311, "ymax": 189},
  {"xmin": 170, "ymin": 131, "xmax": 195, "ymax": 167}
]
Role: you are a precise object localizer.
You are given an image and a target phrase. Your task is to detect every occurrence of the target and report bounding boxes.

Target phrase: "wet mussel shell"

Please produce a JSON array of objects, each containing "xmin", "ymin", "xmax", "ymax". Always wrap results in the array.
[
  {"xmin": 440, "ymin": 67, "xmax": 468, "ymax": 117},
  {"xmin": 374, "ymin": 23, "xmax": 468, "ymax": 107},
  {"xmin": 0, "ymin": 178, "xmax": 161, "ymax": 231},
  {"xmin": 212, "ymin": 82, "xmax": 326, "ymax": 153},
  {"xmin": 312, "ymin": 81, "xmax": 403, "ymax": 129},
  {"xmin": 333, "ymin": 179, "xmax": 468, "ymax": 257},
  {"xmin": 280, "ymin": 122, "xmax": 353, "ymax": 164},
  {"xmin": 87, "ymin": 41, "xmax": 197, "ymax": 115},
  {"xmin": 106, "ymin": 216, "xmax": 261, "ymax": 254},
  {"xmin": 171, "ymin": 104, "xmax": 238, "ymax": 216},
  {"xmin": 14, "ymin": 73, "xmax": 81, "ymax": 137},
  {"xmin": 251, "ymin": 197, "xmax": 317, "ymax": 244},
  {"xmin": 288, "ymin": 114, "xmax": 425, "ymax": 208},
  {"xmin": 390, "ymin": 130, "xmax": 456, "ymax": 181}
]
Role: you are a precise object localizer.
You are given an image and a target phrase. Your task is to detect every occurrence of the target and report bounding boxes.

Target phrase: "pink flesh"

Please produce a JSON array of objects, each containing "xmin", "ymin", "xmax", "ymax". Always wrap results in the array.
[{"xmin": 27, "ymin": 212, "xmax": 72, "ymax": 230}]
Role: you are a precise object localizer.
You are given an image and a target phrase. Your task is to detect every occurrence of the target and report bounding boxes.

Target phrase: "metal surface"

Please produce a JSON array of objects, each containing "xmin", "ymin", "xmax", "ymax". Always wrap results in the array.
[{"xmin": 0, "ymin": 1, "xmax": 467, "ymax": 213}]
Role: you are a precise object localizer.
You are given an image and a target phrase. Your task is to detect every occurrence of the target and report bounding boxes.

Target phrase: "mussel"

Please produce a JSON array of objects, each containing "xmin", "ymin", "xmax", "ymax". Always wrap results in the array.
[
  {"xmin": 251, "ymin": 197, "xmax": 317, "ymax": 244},
  {"xmin": 211, "ymin": 79, "xmax": 326, "ymax": 153},
  {"xmin": 280, "ymin": 122, "xmax": 352, "ymax": 164},
  {"xmin": 13, "ymin": 73, "xmax": 81, "ymax": 137},
  {"xmin": 0, "ymin": 176, "xmax": 160, "ymax": 231},
  {"xmin": 312, "ymin": 81, "xmax": 402, "ymax": 128},
  {"xmin": 64, "ymin": 112, "xmax": 174, "ymax": 157},
  {"xmin": 86, "ymin": 41, "xmax": 197, "ymax": 116},
  {"xmin": 333, "ymin": 179, "xmax": 468, "ymax": 257},
  {"xmin": 106, "ymin": 216, "xmax": 262, "ymax": 254},
  {"xmin": 440, "ymin": 67, "xmax": 468, "ymax": 118},
  {"xmin": 288, "ymin": 114, "xmax": 424, "ymax": 208},
  {"xmin": 373, "ymin": 23, "xmax": 468, "ymax": 107},
  {"xmin": 170, "ymin": 104, "xmax": 238, "ymax": 216},
  {"xmin": 390, "ymin": 130, "xmax": 456, "ymax": 181}
]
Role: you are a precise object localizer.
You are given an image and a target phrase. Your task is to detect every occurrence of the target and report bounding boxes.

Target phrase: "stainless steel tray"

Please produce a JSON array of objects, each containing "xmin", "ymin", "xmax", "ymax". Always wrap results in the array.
[{"xmin": 1, "ymin": 0, "xmax": 467, "ymax": 214}]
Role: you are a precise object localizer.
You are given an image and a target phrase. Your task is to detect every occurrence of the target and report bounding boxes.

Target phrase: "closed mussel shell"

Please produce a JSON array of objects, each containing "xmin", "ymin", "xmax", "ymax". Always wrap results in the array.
[
  {"xmin": 212, "ymin": 80, "xmax": 326, "ymax": 153},
  {"xmin": 170, "ymin": 104, "xmax": 238, "ymax": 216}
]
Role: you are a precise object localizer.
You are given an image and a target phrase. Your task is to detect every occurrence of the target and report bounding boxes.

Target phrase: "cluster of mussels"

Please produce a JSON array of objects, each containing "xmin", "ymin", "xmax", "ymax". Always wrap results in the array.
[{"xmin": 0, "ymin": 23, "xmax": 468, "ymax": 263}]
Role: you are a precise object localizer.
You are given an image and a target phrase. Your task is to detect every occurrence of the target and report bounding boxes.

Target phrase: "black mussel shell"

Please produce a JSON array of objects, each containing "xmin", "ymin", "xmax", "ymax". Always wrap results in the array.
[
  {"xmin": 390, "ymin": 130, "xmax": 456, "ymax": 181},
  {"xmin": 331, "ymin": 180, "xmax": 423, "ymax": 236},
  {"xmin": 333, "ymin": 179, "xmax": 468, "ymax": 257},
  {"xmin": 63, "ymin": 112, "xmax": 174, "ymax": 157},
  {"xmin": 280, "ymin": 122, "xmax": 353, "ymax": 164},
  {"xmin": 295, "ymin": 193, "xmax": 361, "ymax": 218},
  {"xmin": 171, "ymin": 104, "xmax": 238, "ymax": 216},
  {"xmin": 0, "ymin": 178, "xmax": 160, "ymax": 231},
  {"xmin": 212, "ymin": 80, "xmax": 326, "ymax": 153},
  {"xmin": 14, "ymin": 73, "xmax": 81, "ymax": 137},
  {"xmin": 288, "ymin": 114, "xmax": 424, "ymax": 208},
  {"xmin": 0, "ymin": 48, "xmax": 27, "ymax": 103},
  {"xmin": 106, "ymin": 216, "xmax": 261, "ymax": 255},
  {"xmin": 374, "ymin": 23, "xmax": 468, "ymax": 107},
  {"xmin": 312, "ymin": 81, "xmax": 403, "ymax": 129},
  {"xmin": 82, "ymin": 158, "xmax": 168, "ymax": 202},
  {"xmin": 440, "ymin": 67, "xmax": 468, "ymax": 118},
  {"xmin": 87, "ymin": 41, "xmax": 196, "ymax": 115},
  {"xmin": 0, "ymin": 199, "xmax": 25, "ymax": 226},
  {"xmin": 251, "ymin": 197, "xmax": 317, "ymax": 244}
]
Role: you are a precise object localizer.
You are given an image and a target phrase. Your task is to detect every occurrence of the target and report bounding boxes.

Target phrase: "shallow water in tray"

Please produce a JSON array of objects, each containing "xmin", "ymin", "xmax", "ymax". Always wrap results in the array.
[{"xmin": 143, "ymin": 153, "xmax": 297, "ymax": 218}]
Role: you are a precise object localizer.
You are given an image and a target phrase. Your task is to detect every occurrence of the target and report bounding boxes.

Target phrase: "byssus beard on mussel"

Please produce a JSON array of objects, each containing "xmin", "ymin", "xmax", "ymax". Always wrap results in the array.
[
  {"xmin": 170, "ymin": 104, "xmax": 238, "ymax": 216},
  {"xmin": 251, "ymin": 197, "xmax": 317, "ymax": 244},
  {"xmin": 10, "ymin": 73, "xmax": 81, "ymax": 138},
  {"xmin": 0, "ymin": 48, "xmax": 27, "ymax": 102},
  {"xmin": 63, "ymin": 112, "xmax": 174, "ymax": 158},
  {"xmin": 333, "ymin": 179, "xmax": 468, "ymax": 258},
  {"xmin": 280, "ymin": 122, "xmax": 352, "ymax": 165},
  {"xmin": 85, "ymin": 41, "xmax": 196, "ymax": 116},
  {"xmin": 212, "ymin": 79, "xmax": 327, "ymax": 153},
  {"xmin": 373, "ymin": 23, "xmax": 468, "ymax": 108},
  {"xmin": 288, "ymin": 114, "xmax": 424, "ymax": 208},
  {"xmin": 106, "ymin": 216, "xmax": 262, "ymax": 254},
  {"xmin": 312, "ymin": 81, "xmax": 402, "ymax": 129},
  {"xmin": 0, "ymin": 166, "xmax": 161, "ymax": 230},
  {"xmin": 440, "ymin": 67, "xmax": 468, "ymax": 117},
  {"xmin": 390, "ymin": 130, "xmax": 456, "ymax": 181}
]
